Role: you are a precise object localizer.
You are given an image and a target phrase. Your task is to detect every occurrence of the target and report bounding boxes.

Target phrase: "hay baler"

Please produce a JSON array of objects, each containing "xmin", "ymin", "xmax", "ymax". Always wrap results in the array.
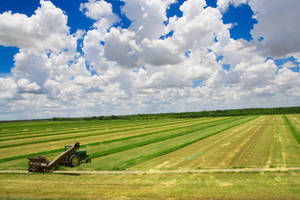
[{"xmin": 28, "ymin": 142, "xmax": 91, "ymax": 173}]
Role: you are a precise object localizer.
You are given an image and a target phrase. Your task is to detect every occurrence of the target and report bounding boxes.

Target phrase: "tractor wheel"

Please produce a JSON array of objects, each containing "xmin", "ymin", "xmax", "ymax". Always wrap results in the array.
[{"xmin": 69, "ymin": 155, "xmax": 80, "ymax": 167}]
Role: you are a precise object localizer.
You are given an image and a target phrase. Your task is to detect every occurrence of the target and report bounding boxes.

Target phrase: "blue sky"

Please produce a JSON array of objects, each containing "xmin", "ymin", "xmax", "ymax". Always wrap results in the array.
[{"xmin": 0, "ymin": 0, "xmax": 299, "ymax": 120}]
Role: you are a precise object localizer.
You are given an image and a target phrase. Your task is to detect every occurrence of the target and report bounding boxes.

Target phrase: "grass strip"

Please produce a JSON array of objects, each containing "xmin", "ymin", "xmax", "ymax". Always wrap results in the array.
[
  {"xmin": 283, "ymin": 115, "xmax": 300, "ymax": 144},
  {"xmin": 0, "ymin": 127, "xmax": 106, "ymax": 141},
  {"xmin": 0, "ymin": 118, "xmax": 195, "ymax": 142},
  {"xmin": 0, "ymin": 121, "xmax": 112, "ymax": 135},
  {"xmin": 0, "ymin": 118, "xmax": 176, "ymax": 138},
  {"xmin": 0, "ymin": 117, "xmax": 237, "ymax": 163},
  {"xmin": 84, "ymin": 117, "xmax": 236, "ymax": 148},
  {"xmin": 88, "ymin": 117, "xmax": 246, "ymax": 159},
  {"xmin": 0, "ymin": 148, "xmax": 65, "ymax": 163},
  {"xmin": 115, "ymin": 116, "xmax": 257, "ymax": 170},
  {"xmin": 0, "ymin": 119, "xmax": 202, "ymax": 148},
  {"xmin": 0, "ymin": 118, "xmax": 179, "ymax": 136},
  {"xmin": 0, "ymin": 119, "xmax": 146, "ymax": 131}
]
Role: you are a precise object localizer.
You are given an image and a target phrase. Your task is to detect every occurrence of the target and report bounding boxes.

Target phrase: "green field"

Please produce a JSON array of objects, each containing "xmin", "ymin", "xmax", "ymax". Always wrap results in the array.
[{"xmin": 0, "ymin": 114, "xmax": 300, "ymax": 199}]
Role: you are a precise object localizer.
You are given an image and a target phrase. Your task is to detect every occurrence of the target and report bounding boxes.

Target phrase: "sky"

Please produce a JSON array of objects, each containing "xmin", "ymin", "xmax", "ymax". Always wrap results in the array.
[{"xmin": 0, "ymin": 0, "xmax": 299, "ymax": 120}]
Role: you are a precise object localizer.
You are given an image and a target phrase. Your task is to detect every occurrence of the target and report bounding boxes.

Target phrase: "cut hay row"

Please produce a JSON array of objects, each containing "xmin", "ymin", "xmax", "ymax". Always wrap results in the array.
[
  {"xmin": 0, "ymin": 118, "xmax": 189, "ymax": 138},
  {"xmin": 86, "ymin": 116, "xmax": 248, "ymax": 159},
  {"xmin": 0, "ymin": 118, "xmax": 239, "ymax": 169},
  {"xmin": 0, "ymin": 118, "xmax": 187, "ymax": 136},
  {"xmin": 0, "ymin": 120, "xmax": 113, "ymax": 134},
  {"xmin": 0, "ymin": 117, "xmax": 224, "ymax": 149},
  {"xmin": 0, "ymin": 117, "xmax": 208, "ymax": 142},
  {"xmin": 0, "ymin": 117, "xmax": 235, "ymax": 164},
  {"xmin": 286, "ymin": 114, "xmax": 300, "ymax": 135},
  {"xmin": 133, "ymin": 115, "xmax": 300, "ymax": 170},
  {"xmin": 118, "ymin": 117, "xmax": 257, "ymax": 170},
  {"xmin": 280, "ymin": 116, "xmax": 300, "ymax": 167},
  {"xmin": 284, "ymin": 115, "xmax": 300, "ymax": 144},
  {"xmin": 78, "ymin": 116, "xmax": 255, "ymax": 170},
  {"xmin": 226, "ymin": 116, "xmax": 274, "ymax": 167},
  {"xmin": 0, "ymin": 118, "xmax": 165, "ymax": 131},
  {"xmin": 131, "ymin": 116, "xmax": 267, "ymax": 170},
  {"xmin": 1, "ymin": 115, "xmax": 299, "ymax": 172}
]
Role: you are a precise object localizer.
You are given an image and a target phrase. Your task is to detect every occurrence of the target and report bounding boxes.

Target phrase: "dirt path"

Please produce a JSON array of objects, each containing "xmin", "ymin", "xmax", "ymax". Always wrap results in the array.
[{"xmin": 1, "ymin": 167, "xmax": 300, "ymax": 175}]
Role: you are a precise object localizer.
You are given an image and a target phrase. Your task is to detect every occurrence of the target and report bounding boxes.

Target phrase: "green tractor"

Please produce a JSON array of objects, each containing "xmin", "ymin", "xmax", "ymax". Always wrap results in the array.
[
  {"xmin": 28, "ymin": 142, "xmax": 91, "ymax": 172},
  {"xmin": 61, "ymin": 144, "xmax": 91, "ymax": 167}
]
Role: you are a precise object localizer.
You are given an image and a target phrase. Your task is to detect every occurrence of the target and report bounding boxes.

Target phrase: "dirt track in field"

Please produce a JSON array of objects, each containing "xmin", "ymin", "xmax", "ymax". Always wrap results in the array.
[{"xmin": 1, "ymin": 167, "xmax": 300, "ymax": 175}]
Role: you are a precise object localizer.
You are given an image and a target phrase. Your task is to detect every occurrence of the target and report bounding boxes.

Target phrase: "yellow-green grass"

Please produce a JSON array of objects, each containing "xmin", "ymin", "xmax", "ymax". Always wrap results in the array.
[
  {"xmin": 0, "ymin": 118, "xmax": 194, "ymax": 139},
  {"xmin": 0, "ymin": 118, "xmax": 172, "ymax": 131},
  {"xmin": 75, "ymin": 116, "xmax": 253, "ymax": 170},
  {"xmin": 286, "ymin": 114, "xmax": 300, "ymax": 129},
  {"xmin": 0, "ymin": 117, "xmax": 215, "ymax": 147},
  {"xmin": 0, "ymin": 115, "xmax": 299, "ymax": 172},
  {"xmin": 0, "ymin": 117, "xmax": 228, "ymax": 164},
  {"xmin": 280, "ymin": 116, "xmax": 300, "ymax": 166},
  {"xmin": 286, "ymin": 114, "xmax": 300, "ymax": 143},
  {"xmin": 0, "ymin": 120, "xmax": 126, "ymax": 134},
  {"xmin": 0, "ymin": 115, "xmax": 300, "ymax": 200},
  {"xmin": 1, "ymin": 172, "xmax": 300, "ymax": 200},
  {"xmin": 131, "ymin": 116, "xmax": 266, "ymax": 170},
  {"xmin": 0, "ymin": 118, "xmax": 194, "ymax": 140},
  {"xmin": 0, "ymin": 117, "xmax": 238, "ymax": 169},
  {"xmin": 132, "ymin": 115, "xmax": 300, "ymax": 170}
]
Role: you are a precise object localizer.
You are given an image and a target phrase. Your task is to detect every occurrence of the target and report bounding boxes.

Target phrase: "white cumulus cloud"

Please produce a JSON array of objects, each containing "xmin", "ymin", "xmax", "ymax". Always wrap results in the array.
[
  {"xmin": 0, "ymin": 0, "xmax": 299, "ymax": 120},
  {"xmin": 0, "ymin": 0, "xmax": 72, "ymax": 51},
  {"xmin": 249, "ymin": 0, "xmax": 300, "ymax": 58}
]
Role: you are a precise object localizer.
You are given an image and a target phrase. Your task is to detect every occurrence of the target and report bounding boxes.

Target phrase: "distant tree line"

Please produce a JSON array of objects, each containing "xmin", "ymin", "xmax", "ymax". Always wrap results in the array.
[{"xmin": 51, "ymin": 106, "xmax": 300, "ymax": 121}]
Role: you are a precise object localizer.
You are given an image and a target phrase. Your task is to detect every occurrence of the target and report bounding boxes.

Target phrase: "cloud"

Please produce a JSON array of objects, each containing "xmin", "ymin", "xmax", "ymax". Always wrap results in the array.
[
  {"xmin": 83, "ymin": 0, "xmax": 229, "ymax": 68},
  {"xmin": 168, "ymin": 4, "xmax": 228, "ymax": 52},
  {"xmin": 217, "ymin": 0, "xmax": 248, "ymax": 12},
  {"xmin": 249, "ymin": 0, "xmax": 300, "ymax": 58},
  {"xmin": 17, "ymin": 79, "xmax": 41, "ymax": 93},
  {"xmin": 0, "ymin": 78, "xmax": 17, "ymax": 99},
  {"xmin": 80, "ymin": 0, "xmax": 118, "ymax": 28},
  {"xmin": 0, "ymin": 0, "xmax": 299, "ymax": 120},
  {"xmin": 12, "ymin": 49, "xmax": 50, "ymax": 87},
  {"xmin": 122, "ymin": 0, "xmax": 174, "ymax": 40},
  {"xmin": 0, "ymin": 0, "xmax": 72, "ymax": 51},
  {"xmin": 80, "ymin": 0, "xmax": 113, "ymax": 20},
  {"xmin": 141, "ymin": 38, "xmax": 181, "ymax": 66},
  {"xmin": 103, "ymin": 28, "xmax": 141, "ymax": 67}
]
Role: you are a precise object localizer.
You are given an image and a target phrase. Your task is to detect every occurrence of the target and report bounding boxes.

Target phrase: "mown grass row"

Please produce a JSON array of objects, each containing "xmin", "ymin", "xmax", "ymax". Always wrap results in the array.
[
  {"xmin": 0, "ymin": 120, "xmax": 110, "ymax": 134},
  {"xmin": 283, "ymin": 115, "xmax": 300, "ymax": 144},
  {"xmin": 0, "ymin": 118, "xmax": 176, "ymax": 138},
  {"xmin": 0, "ymin": 126, "xmax": 105, "ymax": 141},
  {"xmin": 0, "ymin": 118, "xmax": 196, "ymax": 142},
  {"xmin": 0, "ymin": 118, "xmax": 177, "ymax": 136},
  {"xmin": 0, "ymin": 119, "xmax": 196, "ymax": 149},
  {"xmin": 116, "ymin": 116, "xmax": 257, "ymax": 170},
  {"xmin": 0, "ymin": 148, "xmax": 66, "ymax": 163},
  {"xmin": 0, "ymin": 124, "xmax": 108, "ymax": 137},
  {"xmin": 77, "ymin": 116, "xmax": 255, "ymax": 170},
  {"xmin": 84, "ymin": 117, "xmax": 235, "ymax": 148},
  {"xmin": 0, "ymin": 117, "xmax": 237, "ymax": 163},
  {"xmin": 0, "ymin": 118, "xmax": 216, "ymax": 148},
  {"xmin": 130, "ymin": 116, "xmax": 267, "ymax": 170},
  {"xmin": 87, "ymin": 116, "xmax": 247, "ymax": 159}
]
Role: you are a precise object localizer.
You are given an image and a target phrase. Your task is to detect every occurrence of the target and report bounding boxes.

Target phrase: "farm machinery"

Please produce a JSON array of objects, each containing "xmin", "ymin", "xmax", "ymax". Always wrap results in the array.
[{"xmin": 28, "ymin": 142, "xmax": 91, "ymax": 173}]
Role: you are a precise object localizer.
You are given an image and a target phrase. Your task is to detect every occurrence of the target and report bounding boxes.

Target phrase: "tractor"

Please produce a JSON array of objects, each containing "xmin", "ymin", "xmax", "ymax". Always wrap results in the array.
[
  {"xmin": 28, "ymin": 142, "xmax": 91, "ymax": 173},
  {"xmin": 61, "ymin": 144, "xmax": 91, "ymax": 167}
]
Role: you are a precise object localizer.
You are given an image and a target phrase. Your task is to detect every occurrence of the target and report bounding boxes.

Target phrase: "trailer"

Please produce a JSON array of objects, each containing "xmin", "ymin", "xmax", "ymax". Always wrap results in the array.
[{"xmin": 28, "ymin": 142, "xmax": 91, "ymax": 173}]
